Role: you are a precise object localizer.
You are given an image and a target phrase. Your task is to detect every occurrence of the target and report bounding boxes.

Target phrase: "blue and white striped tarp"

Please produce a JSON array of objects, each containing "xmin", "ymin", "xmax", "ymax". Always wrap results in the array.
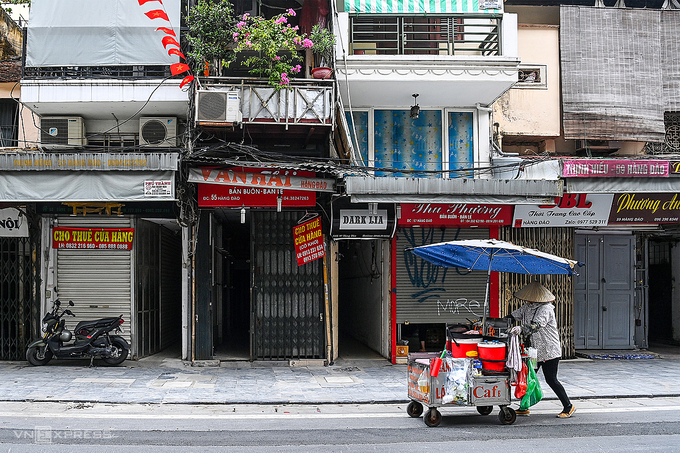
[{"xmin": 344, "ymin": 0, "xmax": 502, "ymax": 14}]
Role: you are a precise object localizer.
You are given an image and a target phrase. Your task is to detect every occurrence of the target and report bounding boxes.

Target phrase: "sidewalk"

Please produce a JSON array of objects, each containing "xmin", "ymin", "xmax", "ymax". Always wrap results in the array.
[{"xmin": 2, "ymin": 345, "xmax": 680, "ymax": 405}]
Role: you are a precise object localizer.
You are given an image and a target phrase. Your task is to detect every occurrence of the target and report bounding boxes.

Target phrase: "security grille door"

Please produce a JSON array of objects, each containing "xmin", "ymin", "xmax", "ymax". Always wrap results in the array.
[
  {"xmin": 251, "ymin": 211, "xmax": 324, "ymax": 360},
  {"xmin": 0, "ymin": 237, "xmax": 32, "ymax": 360}
]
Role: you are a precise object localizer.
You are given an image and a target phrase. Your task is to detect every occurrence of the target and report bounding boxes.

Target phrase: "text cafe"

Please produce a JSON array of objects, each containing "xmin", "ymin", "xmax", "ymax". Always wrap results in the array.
[{"xmin": 393, "ymin": 203, "xmax": 513, "ymax": 363}]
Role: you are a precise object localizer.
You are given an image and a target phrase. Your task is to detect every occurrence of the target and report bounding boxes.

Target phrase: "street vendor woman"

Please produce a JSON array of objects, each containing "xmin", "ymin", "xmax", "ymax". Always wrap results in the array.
[{"xmin": 509, "ymin": 281, "xmax": 575, "ymax": 418}]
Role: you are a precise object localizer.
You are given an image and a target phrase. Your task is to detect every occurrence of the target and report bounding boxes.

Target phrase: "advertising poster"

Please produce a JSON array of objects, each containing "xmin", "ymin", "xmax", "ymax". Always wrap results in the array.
[
  {"xmin": 52, "ymin": 227, "xmax": 135, "ymax": 250},
  {"xmin": 293, "ymin": 216, "xmax": 325, "ymax": 265},
  {"xmin": 609, "ymin": 193, "xmax": 680, "ymax": 224}
]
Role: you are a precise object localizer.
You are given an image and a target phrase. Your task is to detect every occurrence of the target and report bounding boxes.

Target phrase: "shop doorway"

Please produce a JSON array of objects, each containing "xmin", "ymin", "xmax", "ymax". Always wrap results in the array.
[
  {"xmin": 213, "ymin": 209, "xmax": 251, "ymax": 360},
  {"xmin": 648, "ymin": 238, "xmax": 673, "ymax": 344}
]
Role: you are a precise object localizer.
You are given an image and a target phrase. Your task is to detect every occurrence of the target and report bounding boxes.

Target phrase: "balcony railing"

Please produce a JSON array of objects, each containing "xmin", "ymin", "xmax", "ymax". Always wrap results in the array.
[
  {"xmin": 349, "ymin": 15, "xmax": 501, "ymax": 56},
  {"xmin": 198, "ymin": 77, "xmax": 335, "ymax": 129}
]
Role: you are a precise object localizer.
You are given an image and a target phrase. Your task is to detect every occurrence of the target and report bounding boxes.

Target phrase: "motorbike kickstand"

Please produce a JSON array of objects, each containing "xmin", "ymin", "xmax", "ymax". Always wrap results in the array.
[{"xmin": 89, "ymin": 356, "xmax": 95, "ymax": 368}]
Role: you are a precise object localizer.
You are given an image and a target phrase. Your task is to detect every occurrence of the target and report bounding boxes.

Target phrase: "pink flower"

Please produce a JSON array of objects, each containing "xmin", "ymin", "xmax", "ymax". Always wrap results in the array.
[
  {"xmin": 237, "ymin": 21, "xmax": 246, "ymax": 29},
  {"xmin": 273, "ymin": 56, "xmax": 281, "ymax": 60},
  {"xmin": 293, "ymin": 36, "xmax": 301, "ymax": 44},
  {"xmin": 291, "ymin": 65, "xmax": 302, "ymax": 73},
  {"xmin": 302, "ymin": 38, "xmax": 313, "ymax": 48},
  {"xmin": 280, "ymin": 73, "xmax": 290, "ymax": 85},
  {"xmin": 233, "ymin": 32, "xmax": 239, "ymax": 40},
  {"xmin": 243, "ymin": 13, "xmax": 250, "ymax": 19},
  {"xmin": 275, "ymin": 16, "xmax": 287, "ymax": 25},
  {"xmin": 287, "ymin": 8, "xmax": 296, "ymax": 16},
  {"xmin": 245, "ymin": 40, "xmax": 252, "ymax": 47}
]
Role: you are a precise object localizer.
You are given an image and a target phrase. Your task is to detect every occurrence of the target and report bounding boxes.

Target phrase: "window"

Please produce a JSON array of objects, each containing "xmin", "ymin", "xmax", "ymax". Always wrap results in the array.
[
  {"xmin": 345, "ymin": 109, "xmax": 475, "ymax": 177},
  {"xmin": 516, "ymin": 65, "xmax": 547, "ymax": 89},
  {"xmin": 0, "ymin": 99, "xmax": 18, "ymax": 147}
]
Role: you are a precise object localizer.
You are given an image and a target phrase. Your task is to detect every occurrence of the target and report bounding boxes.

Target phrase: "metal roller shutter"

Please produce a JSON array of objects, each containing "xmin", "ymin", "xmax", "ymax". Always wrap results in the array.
[
  {"xmin": 395, "ymin": 227, "xmax": 490, "ymax": 324},
  {"xmin": 55, "ymin": 217, "xmax": 133, "ymax": 347}
]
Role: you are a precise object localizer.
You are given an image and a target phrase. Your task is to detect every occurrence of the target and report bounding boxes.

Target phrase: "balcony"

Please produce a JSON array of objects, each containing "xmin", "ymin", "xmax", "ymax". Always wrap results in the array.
[{"xmin": 336, "ymin": 11, "xmax": 519, "ymax": 108}]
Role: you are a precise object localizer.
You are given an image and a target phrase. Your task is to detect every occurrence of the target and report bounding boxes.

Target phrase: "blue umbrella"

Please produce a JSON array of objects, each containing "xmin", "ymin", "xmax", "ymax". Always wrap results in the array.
[{"xmin": 408, "ymin": 239, "xmax": 582, "ymax": 332}]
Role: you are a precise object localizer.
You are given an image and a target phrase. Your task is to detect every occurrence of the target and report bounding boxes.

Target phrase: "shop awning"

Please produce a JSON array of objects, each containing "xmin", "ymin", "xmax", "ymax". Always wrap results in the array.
[{"xmin": 344, "ymin": 0, "xmax": 502, "ymax": 14}]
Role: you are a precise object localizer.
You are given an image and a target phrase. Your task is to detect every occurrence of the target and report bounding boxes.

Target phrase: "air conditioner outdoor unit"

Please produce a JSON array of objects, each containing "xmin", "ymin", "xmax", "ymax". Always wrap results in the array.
[
  {"xmin": 40, "ymin": 116, "xmax": 86, "ymax": 149},
  {"xmin": 139, "ymin": 117, "xmax": 177, "ymax": 147},
  {"xmin": 196, "ymin": 90, "xmax": 242, "ymax": 125}
]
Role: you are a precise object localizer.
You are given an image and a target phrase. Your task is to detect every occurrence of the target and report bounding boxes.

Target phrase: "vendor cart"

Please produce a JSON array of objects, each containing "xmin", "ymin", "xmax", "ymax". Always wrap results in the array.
[{"xmin": 406, "ymin": 352, "xmax": 516, "ymax": 427}]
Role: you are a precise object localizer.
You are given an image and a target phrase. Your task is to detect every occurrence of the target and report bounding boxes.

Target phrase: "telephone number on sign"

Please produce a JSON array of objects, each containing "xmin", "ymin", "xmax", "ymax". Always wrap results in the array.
[{"xmin": 58, "ymin": 243, "xmax": 130, "ymax": 250}]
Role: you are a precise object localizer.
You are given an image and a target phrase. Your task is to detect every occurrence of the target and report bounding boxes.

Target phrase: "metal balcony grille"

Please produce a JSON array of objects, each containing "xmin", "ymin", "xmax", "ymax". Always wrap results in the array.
[
  {"xmin": 0, "ymin": 237, "xmax": 33, "ymax": 361},
  {"xmin": 22, "ymin": 65, "xmax": 172, "ymax": 79},
  {"xmin": 349, "ymin": 15, "xmax": 501, "ymax": 56}
]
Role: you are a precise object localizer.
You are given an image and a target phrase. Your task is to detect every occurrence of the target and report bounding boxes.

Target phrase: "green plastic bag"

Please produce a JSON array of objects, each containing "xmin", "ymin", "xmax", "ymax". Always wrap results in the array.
[{"xmin": 519, "ymin": 362, "xmax": 543, "ymax": 410}]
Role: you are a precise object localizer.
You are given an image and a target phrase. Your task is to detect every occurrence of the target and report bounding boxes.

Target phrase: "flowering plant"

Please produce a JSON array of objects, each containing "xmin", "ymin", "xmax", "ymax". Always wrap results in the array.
[{"xmin": 232, "ymin": 9, "xmax": 311, "ymax": 90}]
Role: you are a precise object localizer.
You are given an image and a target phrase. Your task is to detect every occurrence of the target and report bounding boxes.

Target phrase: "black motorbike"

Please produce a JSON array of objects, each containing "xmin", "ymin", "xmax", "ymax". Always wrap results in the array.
[{"xmin": 26, "ymin": 299, "xmax": 130, "ymax": 366}]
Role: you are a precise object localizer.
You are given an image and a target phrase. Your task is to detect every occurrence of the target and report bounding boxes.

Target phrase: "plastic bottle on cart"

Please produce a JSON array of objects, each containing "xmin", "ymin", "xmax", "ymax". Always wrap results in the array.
[{"xmin": 466, "ymin": 351, "xmax": 482, "ymax": 376}]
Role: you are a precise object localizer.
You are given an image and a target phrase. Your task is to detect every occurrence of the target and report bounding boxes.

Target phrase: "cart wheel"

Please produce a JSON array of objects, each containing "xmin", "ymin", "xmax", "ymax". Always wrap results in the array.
[
  {"xmin": 407, "ymin": 401, "xmax": 424, "ymax": 418},
  {"xmin": 423, "ymin": 408, "xmax": 442, "ymax": 428},
  {"xmin": 498, "ymin": 407, "xmax": 517, "ymax": 425},
  {"xmin": 476, "ymin": 406, "xmax": 493, "ymax": 416}
]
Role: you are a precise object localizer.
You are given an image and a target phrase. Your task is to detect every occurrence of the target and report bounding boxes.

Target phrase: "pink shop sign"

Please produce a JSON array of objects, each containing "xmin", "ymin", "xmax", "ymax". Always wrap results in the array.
[{"xmin": 563, "ymin": 159, "xmax": 669, "ymax": 178}]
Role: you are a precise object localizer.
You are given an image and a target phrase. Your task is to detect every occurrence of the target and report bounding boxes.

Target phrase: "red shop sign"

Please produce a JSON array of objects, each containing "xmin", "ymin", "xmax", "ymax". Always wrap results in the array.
[
  {"xmin": 398, "ymin": 203, "xmax": 513, "ymax": 227},
  {"xmin": 293, "ymin": 216, "xmax": 325, "ymax": 266},
  {"xmin": 52, "ymin": 227, "xmax": 135, "ymax": 250},
  {"xmin": 198, "ymin": 184, "xmax": 315, "ymax": 208}
]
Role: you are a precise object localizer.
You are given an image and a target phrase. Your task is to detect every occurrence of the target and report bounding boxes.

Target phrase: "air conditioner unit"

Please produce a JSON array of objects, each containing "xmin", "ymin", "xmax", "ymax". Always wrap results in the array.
[
  {"xmin": 40, "ymin": 116, "xmax": 86, "ymax": 149},
  {"xmin": 196, "ymin": 90, "xmax": 242, "ymax": 125},
  {"xmin": 139, "ymin": 117, "xmax": 177, "ymax": 147}
]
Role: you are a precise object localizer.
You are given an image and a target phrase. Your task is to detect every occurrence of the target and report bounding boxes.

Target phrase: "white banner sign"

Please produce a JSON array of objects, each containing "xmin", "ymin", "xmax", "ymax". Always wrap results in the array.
[
  {"xmin": 189, "ymin": 168, "xmax": 335, "ymax": 193},
  {"xmin": 339, "ymin": 209, "xmax": 389, "ymax": 230},
  {"xmin": 0, "ymin": 208, "xmax": 29, "ymax": 237},
  {"xmin": 513, "ymin": 193, "xmax": 614, "ymax": 228}
]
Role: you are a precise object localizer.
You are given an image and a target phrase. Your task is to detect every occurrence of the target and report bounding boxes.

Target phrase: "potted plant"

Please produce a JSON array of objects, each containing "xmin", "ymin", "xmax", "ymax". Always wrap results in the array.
[
  {"xmin": 231, "ymin": 9, "xmax": 311, "ymax": 90},
  {"xmin": 308, "ymin": 24, "xmax": 335, "ymax": 79},
  {"xmin": 186, "ymin": 0, "xmax": 237, "ymax": 76}
]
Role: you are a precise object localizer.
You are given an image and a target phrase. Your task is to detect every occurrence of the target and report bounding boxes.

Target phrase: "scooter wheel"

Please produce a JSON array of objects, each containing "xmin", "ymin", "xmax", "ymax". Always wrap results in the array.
[
  {"xmin": 101, "ymin": 337, "xmax": 129, "ymax": 366},
  {"xmin": 26, "ymin": 345, "xmax": 53, "ymax": 366}
]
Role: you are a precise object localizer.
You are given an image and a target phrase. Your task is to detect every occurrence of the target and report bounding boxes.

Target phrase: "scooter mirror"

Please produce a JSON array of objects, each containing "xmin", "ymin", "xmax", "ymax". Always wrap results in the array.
[
  {"xmin": 69, "ymin": 301, "xmax": 74, "ymax": 306},
  {"xmin": 55, "ymin": 300, "xmax": 61, "ymax": 306}
]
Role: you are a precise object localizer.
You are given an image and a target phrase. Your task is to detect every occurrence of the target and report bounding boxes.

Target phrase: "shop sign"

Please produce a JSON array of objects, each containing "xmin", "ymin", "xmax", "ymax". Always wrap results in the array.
[
  {"xmin": 513, "ymin": 194, "xmax": 613, "ymax": 227},
  {"xmin": 670, "ymin": 162, "xmax": 680, "ymax": 174},
  {"xmin": 52, "ymin": 227, "xmax": 135, "ymax": 250},
  {"xmin": 330, "ymin": 199, "xmax": 397, "ymax": 239},
  {"xmin": 0, "ymin": 208, "xmax": 29, "ymax": 237},
  {"xmin": 37, "ymin": 202, "xmax": 175, "ymax": 218},
  {"xmin": 293, "ymin": 216, "xmax": 325, "ymax": 266},
  {"xmin": 399, "ymin": 203, "xmax": 512, "ymax": 227},
  {"xmin": 144, "ymin": 180, "xmax": 172, "ymax": 197},
  {"xmin": 0, "ymin": 153, "xmax": 178, "ymax": 171},
  {"xmin": 608, "ymin": 193, "xmax": 680, "ymax": 224},
  {"xmin": 198, "ymin": 184, "xmax": 315, "ymax": 208},
  {"xmin": 189, "ymin": 167, "xmax": 335, "ymax": 192},
  {"xmin": 563, "ymin": 159, "xmax": 669, "ymax": 178}
]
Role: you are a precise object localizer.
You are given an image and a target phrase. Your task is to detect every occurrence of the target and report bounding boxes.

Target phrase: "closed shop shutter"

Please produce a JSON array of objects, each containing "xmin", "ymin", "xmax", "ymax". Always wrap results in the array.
[
  {"xmin": 55, "ymin": 217, "xmax": 133, "ymax": 347},
  {"xmin": 395, "ymin": 227, "xmax": 490, "ymax": 324}
]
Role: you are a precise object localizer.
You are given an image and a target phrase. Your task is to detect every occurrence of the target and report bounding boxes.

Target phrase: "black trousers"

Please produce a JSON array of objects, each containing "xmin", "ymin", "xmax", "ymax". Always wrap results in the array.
[{"xmin": 537, "ymin": 357, "xmax": 572, "ymax": 411}]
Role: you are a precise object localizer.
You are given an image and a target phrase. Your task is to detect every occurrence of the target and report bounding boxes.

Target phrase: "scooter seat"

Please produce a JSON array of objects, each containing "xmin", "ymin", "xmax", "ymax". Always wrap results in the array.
[{"xmin": 74, "ymin": 317, "xmax": 120, "ymax": 331}]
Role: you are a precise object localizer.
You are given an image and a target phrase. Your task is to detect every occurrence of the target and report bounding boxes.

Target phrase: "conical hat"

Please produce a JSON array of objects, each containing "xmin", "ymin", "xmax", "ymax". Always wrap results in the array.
[{"xmin": 514, "ymin": 281, "xmax": 555, "ymax": 303}]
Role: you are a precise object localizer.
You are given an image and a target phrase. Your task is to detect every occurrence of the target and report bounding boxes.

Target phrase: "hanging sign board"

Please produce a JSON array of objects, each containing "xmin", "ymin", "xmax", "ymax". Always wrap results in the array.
[
  {"xmin": 399, "ymin": 203, "xmax": 512, "ymax": 227},
  {"xmin": 293, "ymin": 216, "xmax": 325, "ymax": 266},
  {"xmin": 189, "ymin": 167, "xmax": 335, "ymax": 192},
  {"xmin": 0, "ymin": 207, "xmax": 29, "ymax": 237},
  {"xmin": 513, "ymin": 193, "xmax": 613, "ymax": 227},
  {"xmin": 198, "ymin": 184, "xmax": 315, "ymax": 208},
  {"xmin": 608, "ymin": 193, "xmax": 680, "ymax": 224},
  {"xmin": 331, "ymin": 199, "xmax": 397, "ymax": 239},
  {"xmin": 52, "ymin": 227, "xmax": 135, "ymax": 250},
  {"xmin": 563, "ymin": 159, "xmax": 669, "ymax": 178}
]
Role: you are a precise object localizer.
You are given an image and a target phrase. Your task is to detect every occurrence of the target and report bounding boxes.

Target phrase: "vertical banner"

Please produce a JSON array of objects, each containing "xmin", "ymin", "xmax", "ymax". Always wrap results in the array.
[{"xmin": 293, "ymin": 216, "xmax": 325, "ymax": 265}]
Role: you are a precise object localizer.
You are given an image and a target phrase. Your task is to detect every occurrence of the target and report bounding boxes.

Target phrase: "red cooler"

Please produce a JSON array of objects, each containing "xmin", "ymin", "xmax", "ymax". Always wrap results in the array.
[{"xmin": 447, "ymin": 338, "xmax": 481, "ymax": 358}]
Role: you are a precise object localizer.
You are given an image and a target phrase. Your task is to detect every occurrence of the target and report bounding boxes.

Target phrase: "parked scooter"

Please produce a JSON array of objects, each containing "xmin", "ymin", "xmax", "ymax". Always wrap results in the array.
[{"xmin": 26, "ymin": 299, "xmax": 129, "ymax": 366}]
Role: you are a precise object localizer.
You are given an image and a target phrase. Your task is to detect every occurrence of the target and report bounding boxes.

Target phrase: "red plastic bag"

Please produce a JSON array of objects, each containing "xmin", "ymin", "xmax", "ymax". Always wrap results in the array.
[{"xmin": 514, "ymin": 362, "xmax": 528, "ymax": 399}]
